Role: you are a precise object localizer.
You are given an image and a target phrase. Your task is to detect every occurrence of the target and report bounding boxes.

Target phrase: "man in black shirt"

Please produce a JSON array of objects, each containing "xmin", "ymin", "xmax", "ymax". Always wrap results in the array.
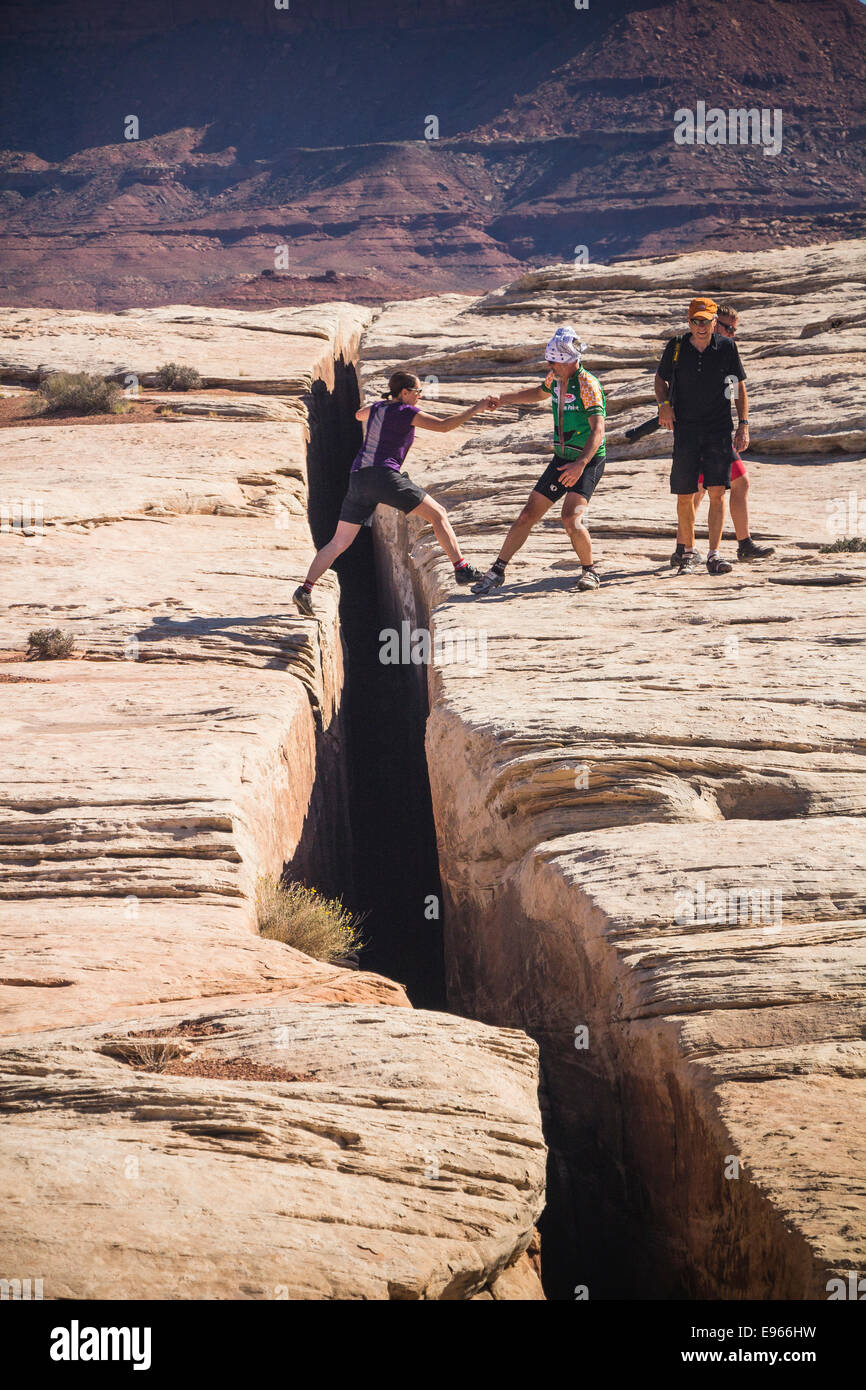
[{"xmin": 655, "ymin": 295, "xmax": 749, "ymax": 576}]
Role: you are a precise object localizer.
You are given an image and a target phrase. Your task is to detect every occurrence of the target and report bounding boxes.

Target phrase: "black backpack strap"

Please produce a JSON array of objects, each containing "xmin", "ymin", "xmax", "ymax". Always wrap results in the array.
[{"xmin": 669, "ymin": 334, "xmax": 684, "ymax": 407}]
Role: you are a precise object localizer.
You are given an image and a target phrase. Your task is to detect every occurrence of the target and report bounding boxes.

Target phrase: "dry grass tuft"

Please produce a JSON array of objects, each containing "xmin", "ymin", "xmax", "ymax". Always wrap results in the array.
[
  {"xmin": 256, "ymin": 876, "xmax": 365, "ymax": 964},
  {"xmin": 100, "ymin": 1038, "xmax": 190, "ymax": 1071}
]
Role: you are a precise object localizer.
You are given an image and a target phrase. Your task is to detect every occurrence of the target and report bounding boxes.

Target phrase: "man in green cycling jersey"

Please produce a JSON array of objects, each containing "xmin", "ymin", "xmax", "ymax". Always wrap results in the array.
[{"xmin": 473, "ymin": 327, "xmax": 607, "ymax": 596}]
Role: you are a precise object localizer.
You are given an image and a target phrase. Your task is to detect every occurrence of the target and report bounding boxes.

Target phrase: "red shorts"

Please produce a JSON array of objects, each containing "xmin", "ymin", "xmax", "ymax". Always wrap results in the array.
[{"xmin": 698, "ymin": 453, "xmax": 746, "ymax": 490}]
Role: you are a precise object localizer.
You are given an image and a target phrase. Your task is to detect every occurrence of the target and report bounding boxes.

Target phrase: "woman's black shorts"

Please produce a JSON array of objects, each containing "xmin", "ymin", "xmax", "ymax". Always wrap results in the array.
[
  {"xmin": 532, "ymin": 451, "xmax": 606, "ymax": 503},
  {"xmin": 339, "ymin": 467, "xmax": 428, "ymax": 525}
]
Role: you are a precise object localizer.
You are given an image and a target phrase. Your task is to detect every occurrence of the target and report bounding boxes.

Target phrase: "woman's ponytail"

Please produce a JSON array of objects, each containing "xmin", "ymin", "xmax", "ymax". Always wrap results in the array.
[{"xmin": 383, "ymin": 370, "xmax": 420, "ymax": 400}]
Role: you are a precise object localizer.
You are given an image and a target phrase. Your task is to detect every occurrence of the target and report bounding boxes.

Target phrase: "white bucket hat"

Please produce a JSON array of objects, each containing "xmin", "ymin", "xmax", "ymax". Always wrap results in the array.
[{"xmin": 545, "ymin": 325, "xmax": 587, "ymax": 364}]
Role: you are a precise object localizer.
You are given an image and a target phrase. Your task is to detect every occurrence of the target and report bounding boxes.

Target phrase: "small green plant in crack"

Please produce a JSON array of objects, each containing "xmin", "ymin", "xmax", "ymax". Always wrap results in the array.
[
  {"xmin": 27, "ymin": 628, "xmax": 75, "ymax": 660},
  {"xmin": 819, "ymin": 536, "xmax": 866, "ymax": 553},
  {"xmin": 154, "ymin": 362, "xmax": 202, "ymax": 391},
  {"xmin": 256, "ymin": 875, "xmax": 365, "ymax": 964}
]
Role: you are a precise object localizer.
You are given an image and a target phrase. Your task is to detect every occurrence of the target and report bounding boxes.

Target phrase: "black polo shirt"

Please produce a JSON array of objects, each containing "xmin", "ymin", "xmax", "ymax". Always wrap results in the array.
[{"xmin": 657, "ymin": 332, "xmax": 746, "ymax": 431}]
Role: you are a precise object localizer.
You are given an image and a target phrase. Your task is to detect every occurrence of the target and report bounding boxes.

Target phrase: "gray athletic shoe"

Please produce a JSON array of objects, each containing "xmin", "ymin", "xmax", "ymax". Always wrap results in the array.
[
  {"xmin": 737, "ymin": 538, "xmax": 775, "ymax": 561},
  {"xmin": 576, "ymin": 567, "xmax": 601, "ymax": 592},
  {"xmin": 706, "ymin": 554, "xmax": 733, "ymax": 575},
  {"xmin": 293, "ymin": 584, "xmax": 314, "ymax": 616},
  {"xmin": 677, "ymin": 551, "xmax": 703, "ymax": 575},
  {"xmin": 471, "ymin": 567, "xmax": 505, "ymax": 596}
]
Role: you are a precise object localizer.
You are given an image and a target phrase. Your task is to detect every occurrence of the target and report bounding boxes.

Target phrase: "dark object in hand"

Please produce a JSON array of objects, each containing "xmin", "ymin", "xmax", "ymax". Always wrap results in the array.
[{"xmin": 625, "ymin": 417, "xmax": 661, "ymax": 442}]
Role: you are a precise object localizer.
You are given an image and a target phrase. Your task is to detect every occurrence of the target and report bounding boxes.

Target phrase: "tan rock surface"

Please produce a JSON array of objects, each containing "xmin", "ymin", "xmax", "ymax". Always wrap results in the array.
[
  {"xmin": 0, "ymin": 303, "xmax": 367, "ymax": 393},
  {"xmin": 0, "ymin": 303, "xmax": 547, "ymax": 1299},
  {"xmin": 1, "ymin": 419, "xmax": 311, "ymax": 523},
  {"xmin": 0, "ymin": 309, "xmax": 378, "ymax": 1033},
  {"xmin": 385, "ymin": 239, "xmax": 866, "ymax": 457},
  {"xmin": 360, "ymin": 238, "xmax": 866, "ymax": 1297},
  {"xmin": 0, "ymin": 1003, "xmax": 545, "ymax": 1300},
  {"xmin": 143, "ymin": 392, "xmax": 305, "ymax": 422}
]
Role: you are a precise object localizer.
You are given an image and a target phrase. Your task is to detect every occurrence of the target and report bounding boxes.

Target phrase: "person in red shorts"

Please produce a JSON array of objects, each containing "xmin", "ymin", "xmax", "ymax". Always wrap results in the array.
[{"xmin": 670, "ymin": 305, "xmax": 774, "ymax": 566}]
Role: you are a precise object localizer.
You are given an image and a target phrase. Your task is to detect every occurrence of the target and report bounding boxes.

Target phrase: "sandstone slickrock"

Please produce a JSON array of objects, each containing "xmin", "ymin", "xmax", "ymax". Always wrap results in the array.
[
  {"xmin": 0, "ymin": 303, "xmax": 364, "ymax": 393},
  {"xmin": 0, "ymin": 1003, "xmax": 544, "ymax": 1300},
  {"xmin": 0, "ymin": 303, "xmax": 547, "ymax": 1299},
  {"xmin": 360, "ymin": 238, "xmax": 866, "ymax": 1298}
]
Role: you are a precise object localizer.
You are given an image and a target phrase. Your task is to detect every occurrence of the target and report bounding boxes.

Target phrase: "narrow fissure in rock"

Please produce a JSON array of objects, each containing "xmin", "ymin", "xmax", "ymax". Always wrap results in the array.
[
  {"xmin": 300, "ymin": 353, "xmax": 717, "ymax": 1300},
  {"xmin": 303, "ymin": 363, "xmax": 446, "ymax": 1009}
]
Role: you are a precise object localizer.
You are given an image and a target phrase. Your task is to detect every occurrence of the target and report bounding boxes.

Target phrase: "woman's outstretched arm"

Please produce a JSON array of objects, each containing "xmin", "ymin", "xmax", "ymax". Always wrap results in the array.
[{"xmin": 413, "ymin": 396, "xmax": 498, "ymax": 433}]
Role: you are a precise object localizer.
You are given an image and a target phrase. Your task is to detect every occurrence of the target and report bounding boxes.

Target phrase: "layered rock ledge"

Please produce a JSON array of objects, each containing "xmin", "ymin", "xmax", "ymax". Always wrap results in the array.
[
  {"xmin": 1, "ymin": 1004, "xmax": 544, "ymax": 1300},
  {"xmin": 0, "ymin": 305, "xmax": 546, "ymax": 1299},
  {"xmin": 361, "ymin": 239, "xmax": 866, "ymax": 1298}
]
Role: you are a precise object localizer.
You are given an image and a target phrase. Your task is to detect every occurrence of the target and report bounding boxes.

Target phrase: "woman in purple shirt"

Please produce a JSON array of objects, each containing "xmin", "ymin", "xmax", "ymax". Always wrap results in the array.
[{"xmin": 293, "ymin": 371, "xmax": 494, "ymax": 615}]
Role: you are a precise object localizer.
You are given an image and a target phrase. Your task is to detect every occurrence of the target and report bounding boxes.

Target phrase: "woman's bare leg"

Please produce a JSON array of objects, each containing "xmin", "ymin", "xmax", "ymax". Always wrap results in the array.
[
  {"xmin": 411, "ymin": 495, "xmax": 464, "ymax": 564},
  {"xmin": 304, "ymin": 521, "xmax": 361, "ymax": 585}
]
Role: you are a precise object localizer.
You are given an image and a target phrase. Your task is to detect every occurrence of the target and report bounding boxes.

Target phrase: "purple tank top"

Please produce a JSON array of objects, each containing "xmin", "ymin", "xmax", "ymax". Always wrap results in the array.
[{"xmin": 350, "ymin": 401, "xmax": 419, "ymax": 472}]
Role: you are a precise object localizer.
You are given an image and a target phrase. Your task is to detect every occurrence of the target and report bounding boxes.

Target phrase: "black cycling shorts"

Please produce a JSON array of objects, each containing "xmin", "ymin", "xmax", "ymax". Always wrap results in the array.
[
  {"xmin": 670, "ymin": 428, "xmax": 735, "ymax": 494},
  {"xmin": 339, "ymin": 466, "xmax": 427, "ymax": 526},
  {"xmin": 532, "ymin": 451, "xmax": 606, "ymax": 504}
]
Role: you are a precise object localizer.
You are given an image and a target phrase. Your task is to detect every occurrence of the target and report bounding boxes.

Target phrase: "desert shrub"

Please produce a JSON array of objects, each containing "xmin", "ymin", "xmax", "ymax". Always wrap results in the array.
[
  {"xmin": 27, "ymin": 628, "xmax": 75, "ymax": 659},
  {"xmin": 256, "ymin": 875, "xmax": 365, "ymax": 964},
  {"xmin": 819, "ymin": 536, "xmax": 866, "ymax": 553},
  {"xmin": 100, "ymin": 1038, "xmax": 188, "ymax": 1072},
  {"xmin": 38, "ymin": 371, "xmax": 123, "ymax": 416},
  {"xmin": 155, "ymin": 362, "xmax": 201, "ymax": 391}
]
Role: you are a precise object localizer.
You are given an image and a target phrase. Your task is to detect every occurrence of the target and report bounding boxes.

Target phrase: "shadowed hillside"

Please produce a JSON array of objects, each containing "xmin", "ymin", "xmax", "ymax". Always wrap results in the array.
[{"xmin": 1, "ymin": 0, "xmax": 864, "ymax": 305}]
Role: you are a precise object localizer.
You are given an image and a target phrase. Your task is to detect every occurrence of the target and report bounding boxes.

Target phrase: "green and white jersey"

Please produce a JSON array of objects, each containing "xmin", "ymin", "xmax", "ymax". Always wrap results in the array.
[{"xmin": 541, "ymin": 367, "xmax": 607, "ymax": 460}]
